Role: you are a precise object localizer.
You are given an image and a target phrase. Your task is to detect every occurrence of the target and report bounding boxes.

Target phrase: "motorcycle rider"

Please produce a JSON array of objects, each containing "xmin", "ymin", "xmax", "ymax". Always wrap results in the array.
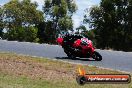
[
  {"xmin": 63, "ymin": 33, "xmax": 84, "ymax": 52},
  {"xmin": 63, "ymin": 33, "xmax": 83, "ymax": 43},
  {"xmin": 57, "ymin": 33, "xmax": 102, "ymax": 60}
]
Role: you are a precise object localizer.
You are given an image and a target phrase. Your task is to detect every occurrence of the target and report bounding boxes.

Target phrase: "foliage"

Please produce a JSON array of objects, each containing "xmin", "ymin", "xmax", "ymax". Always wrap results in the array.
[
  {"xmin": 37, "ymin": 0, "xmax": 77, "ymax": 43},
  {"xmin": 76, "ymin": 25, "xmax": 87, "ymax": 34},
  {"xmin": 37, "ymin": 21, "xmax": 55, "ymax": 43},
  {"xmin": 6, "ymin": 26, "xmax": 38, "ymax": 42},
  {"xmin": 0, "ymin": 0, "xmax": 77, "ymax": 43},
  {"xmin": 3, "ymin": 0, "xmax": 44, "ymax": 29},
  {"xmin": 0, "ymin": 6, "xmax": 4, "ymax": 37},
  {"xmin": 84, "ymin": 0, "xmax": 132, "ymax": 51},
  {"xmin": 1, "ymin": 0, "xmax": 44, "ymax": 42}
]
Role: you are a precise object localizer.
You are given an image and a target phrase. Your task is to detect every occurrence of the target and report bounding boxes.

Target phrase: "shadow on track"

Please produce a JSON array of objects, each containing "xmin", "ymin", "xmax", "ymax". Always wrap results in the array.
[{"xmin": 55, "ymin": 57, "xmax": 97, "ymax": 61}]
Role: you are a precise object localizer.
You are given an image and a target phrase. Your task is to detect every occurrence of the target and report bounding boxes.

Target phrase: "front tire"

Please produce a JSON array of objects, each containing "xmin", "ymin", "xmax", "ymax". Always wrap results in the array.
[{"xmin": 92, "ymin": 51, "xmax": 102, "ymax": 61}]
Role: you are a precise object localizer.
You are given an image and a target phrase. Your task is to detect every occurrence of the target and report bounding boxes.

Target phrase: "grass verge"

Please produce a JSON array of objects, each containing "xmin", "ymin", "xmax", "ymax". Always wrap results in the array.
[{"xmin": 0, "ymin": 52, "xmax": 131, "ymax": 88}]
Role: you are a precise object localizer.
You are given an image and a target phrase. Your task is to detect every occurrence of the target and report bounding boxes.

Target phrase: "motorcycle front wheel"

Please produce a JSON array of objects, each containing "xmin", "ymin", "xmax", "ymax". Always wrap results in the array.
[{"xmin": 92, "ymin": 51, "xmax": 102, "ymax": 61}]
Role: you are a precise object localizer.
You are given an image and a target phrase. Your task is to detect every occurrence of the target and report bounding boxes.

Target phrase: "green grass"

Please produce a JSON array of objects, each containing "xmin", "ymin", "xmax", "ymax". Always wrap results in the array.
[{"xmin": 0, "ymin": 52, "xmax": 132, "ymax": 88}]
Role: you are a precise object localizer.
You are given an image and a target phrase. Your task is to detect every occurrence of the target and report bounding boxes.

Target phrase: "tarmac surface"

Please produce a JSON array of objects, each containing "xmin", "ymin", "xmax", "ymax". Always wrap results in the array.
[{"xmin": 0, "ymin": 40, "xmax": 132, "ymax": 72}]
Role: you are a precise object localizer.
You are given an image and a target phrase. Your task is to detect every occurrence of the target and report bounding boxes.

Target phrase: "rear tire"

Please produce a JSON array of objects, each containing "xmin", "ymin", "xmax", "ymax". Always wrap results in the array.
[
  {"xmin": 92, "ymin": 51, "xmax": 102, "ymax": 61},
  {"xmin": 64, "ymin": 49, "xmax": 76, "ymax": 59}
]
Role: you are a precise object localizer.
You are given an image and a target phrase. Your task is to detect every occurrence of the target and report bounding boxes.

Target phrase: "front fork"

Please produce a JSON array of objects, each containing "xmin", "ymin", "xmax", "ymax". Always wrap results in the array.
[{"xmin": 91, "ymin": 47, "xmax": 95, "ymax": 55}]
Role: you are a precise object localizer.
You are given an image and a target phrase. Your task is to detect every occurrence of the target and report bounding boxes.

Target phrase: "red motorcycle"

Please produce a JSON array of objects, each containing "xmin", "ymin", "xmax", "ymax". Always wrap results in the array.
[{"xmin": 57, "ymin": 34, "xmax": 102, "ymax": 61}]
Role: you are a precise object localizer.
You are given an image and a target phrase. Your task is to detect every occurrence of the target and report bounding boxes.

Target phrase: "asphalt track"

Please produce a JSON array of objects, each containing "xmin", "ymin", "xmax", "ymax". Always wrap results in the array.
[{"xmin": 0, "ymin": 40, "xmax": 132, "ymax": 72}]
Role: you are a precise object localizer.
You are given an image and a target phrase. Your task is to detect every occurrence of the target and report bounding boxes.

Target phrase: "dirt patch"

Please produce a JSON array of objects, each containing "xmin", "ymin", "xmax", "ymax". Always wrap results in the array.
[{"xmin": 0, "ymin": 53, "xmax": 77, "ymax": 82}]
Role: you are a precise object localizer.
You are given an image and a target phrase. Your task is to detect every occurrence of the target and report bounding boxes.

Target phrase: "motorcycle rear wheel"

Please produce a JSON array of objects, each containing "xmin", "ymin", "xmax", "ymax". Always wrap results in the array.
[{"xmin": 64, "ymin": 49, "xmax": 76, "ymax": 59}]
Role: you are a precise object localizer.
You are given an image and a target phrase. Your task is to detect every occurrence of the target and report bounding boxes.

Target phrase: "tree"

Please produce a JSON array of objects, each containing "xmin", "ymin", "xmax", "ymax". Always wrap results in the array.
[
  {"xmin": 76, "ymin": 25, "xmax": 87, "ymax": 34},
  {"xmin": 37, "ymin": 21, "xmax": 55, "ymax": 43},
  {"xmin": 3, "ymin": 0, "xmax": 44, "ymax": 29},
  {"xmin": 0, "ymin": 5, "xmax": 4, "ymax": 37},
  {"xmin": 41, "ymin": 0, "xmax": 77, "ymax": 43},
  {"xmin": 6, "ymin": 26, "xmax": 38, "ymax": 42},
  {"xmin": 125, "ymin": 0, "xmax": 132, "ymax": 51},
  {"xmin": 84, "ymin": 6, "xmax": 105, "ymax": 48},
  {"xmin": 2, "ymin": 0, "xmax": 44, "ymax": 42},
  {"xmin": 84, "ymin": 0, "xmax": 132, "ymax": 51}
]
